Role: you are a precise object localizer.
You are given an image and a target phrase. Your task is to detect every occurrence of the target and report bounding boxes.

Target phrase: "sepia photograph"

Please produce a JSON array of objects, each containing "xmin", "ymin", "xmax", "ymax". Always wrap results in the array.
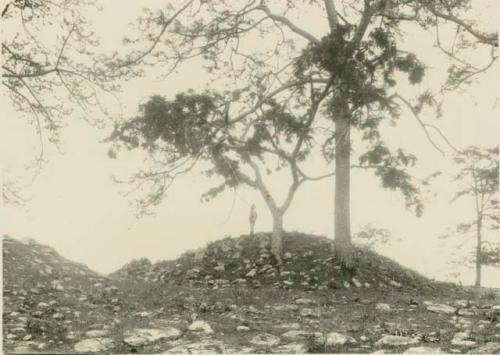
[{"xmin": 1, "ymin": 0, "xmax": 499, "ymax": 353}]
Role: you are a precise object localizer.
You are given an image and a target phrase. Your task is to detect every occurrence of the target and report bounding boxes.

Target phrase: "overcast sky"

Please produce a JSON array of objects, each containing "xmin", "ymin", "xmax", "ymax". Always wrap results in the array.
[{"xmin": 1, "ymin": 1, "xmax": 499, "ymax": 287}]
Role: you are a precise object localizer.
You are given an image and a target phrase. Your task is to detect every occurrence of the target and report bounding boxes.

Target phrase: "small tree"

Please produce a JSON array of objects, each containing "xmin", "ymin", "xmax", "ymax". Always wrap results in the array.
[
  {"xmin": 108, "ymin": 88, "xmax": 338, "ymax": 265},
  {"xmin": 449, "ymin": 146, "xmax": 499, "ymax": 287}
]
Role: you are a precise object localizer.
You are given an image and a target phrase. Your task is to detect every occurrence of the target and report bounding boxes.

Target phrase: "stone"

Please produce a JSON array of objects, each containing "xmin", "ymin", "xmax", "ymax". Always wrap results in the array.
[
  {"xmin": 237, "ymin": 325, "xmax": 250, "ymax": 332},
  {"xmin": 425, "ymin": 302, "xmax": 456, "ymax": 314},
  {"xmin": 123, "ymin": 328, "xmax": 181, "ymax": 347},
  {"xmin": 458, "ymin": 309, "xmax": 475, "ymax": 317},
  {"xmin": 246, "ymin": 269, "xmax": 257, "ymax": 278},
  {"xmin": 376, "ymin": 303, "xmax": 392, "ymax": 312},
  {"xmin": 325, "ymin": 332, "xmax": 357, "ymax": 346},
  {"xmin": 74, "ymin": 338, "xmax": 114, "ymax": 353},
  {"xmin": 250, "ymin": 333, "xmax": 280, "ymax": 347},
  {"xmin": 451, "ymin": 332, "xmax": 475, "ymax": 347},
  {"xmin": 85, "ymin": 329, "xmax": 109, "ymax": 338},
  {"xmin": 454, "ymin": 300, "xmax": 469, "ymax": 308},
  {"xmin": 403, "ymin": 346, "xmax": 445, "ymax": 353},
  {"xmin": 273, "ymin": 343, "xmax": 309, "ymax": 353},
  {"xmin": 275, "ymin": 322, "xmax": 301, "ymax": 330},
  {"xmin": 188, "ymin": 320, "xmax": 214, "ymax": 334},
  {"xmin": 282, "ymin": 330, "xmax": 314, "ymax": 341},
  {"xmin": 300, "ymin": 308, "xmax": 319, "ymax": 317},
  {"xmin": 468, "ymin": 342, "xmax": 500, "ymax": 354},
  {"xmin": 164, "ymin": 340, "xmax": 227, "ymax": 354},
  {"xmin": 352, "ymin": 278, "xmax": 362, "ymax": 288},
  {"xmin": 295, "ymin": 298, "xmax": 316, "ymax": 305},
  {"xmin": 375, "ymin": 335, "xmax": 419, "ymax": 347}
]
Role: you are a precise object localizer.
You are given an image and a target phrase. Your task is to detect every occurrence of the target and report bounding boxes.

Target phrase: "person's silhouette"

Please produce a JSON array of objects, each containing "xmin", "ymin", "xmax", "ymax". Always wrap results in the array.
[{"xmin": 249, "ymin": 204, "xmax": 257, "ymax": 236}]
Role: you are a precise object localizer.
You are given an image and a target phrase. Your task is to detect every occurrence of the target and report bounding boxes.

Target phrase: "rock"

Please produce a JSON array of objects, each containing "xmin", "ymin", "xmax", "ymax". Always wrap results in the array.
[
  {"xmin": 282, "ymin": 330, "xmax": 315, "ymax": 341},
  {"xmin": 74, "ymin": 338, "xmax": 114, "ymax": 353},
  {"xmin": 85, "ymin": 329, "xmax": 109, "ymax": 338},
  {"xmin": 188, "ymin": 320, "xmax": 214, "ymax": 334},
  {"xmin": 123, "ymin": 328, "xmax": 181, "ymax": 347},
  {"xmin": 283, "ymin": 252, "xmax": 293, "ymax": 260},
  {"xmin": 458, "ymin": 309, "xmax": 475, "ymax": 317},
  {"xmin": 164, "ymin": 340, "xmax": 227, "ymax": 354},
  {"xmin": 375, "ymin": 335, "xmax": 419, "ymax": 347},
  {"xmin": 325, "ymin": 332, "xmax": 357, "ymax": 346},
  {"xmin": 468, "ymin": 342, "xmax": 500, "ymax": 354},
  {"xmin": 250, "ymin": 333, "xmax": 280, "ymax": 347},
  {"xmin": 237, "ymin": 325, "xmax": 250, "ymax": 332},
  {"xmin": 454, "ymin": 300, "xmax": 469, "ymax": 308},
  {"xmin": 425, "ymin": 302, "xmax": 456, "ymax": 314},
  {"xmin": 214, "ymin": 263, "xmax": 225, "ymax": 272},
  {"xmin": 295, "ymin": 298, "xmax": 316, "ymax": 305},
  {"xmin": 352, "ymin": 278, "xmax": 362, "ymax": 288},
  {"xmin": 390, "ymin": 280, "xmax": 402, "ymax": 287},
  {"xmin": 273, "ymin": 343, "xmax": 308, "ymax": 353},
  {"xmin": 403, "ymin": 346, "xmax": 445, "ymax": 353},
  {"xmin": 376, "ymin": 303, "xmax": 392, "ymax": 312},
  {"xmin": 451, "ymin": 332, "xmax": 475, "ymax": 347},
  {"xmin": 14, "ymin": 342, "xmax": 37, "ymax": 353},
  {"xmin": 246, "ymin": 269, "xmax": 257, "ymax": 278},
  {"xmin": 300, "ymin": 308, "xmax": 319, "ymax": 318},
  {"xmin": 275, "ymin": 323, "xmax": 301, "ymax": 330}
]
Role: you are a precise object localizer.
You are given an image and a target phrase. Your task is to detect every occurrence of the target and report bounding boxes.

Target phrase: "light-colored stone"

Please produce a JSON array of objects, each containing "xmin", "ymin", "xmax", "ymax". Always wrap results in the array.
[
  {"xmin": 237, "ymin": 325, "xmax": 250, "ymax": 332},
  {"xmin": 74, "ymin": 338, "xmax": 114, "ymax": 353},
  {"xmin": 403, "ymin": 346, "xmax": 445, "ymax": 353},
  {"xmin": 164, "ymin": 340, "xmax": 227, "ymax": 354},
  {"xmin": 376, "ymin": 303, "xmax": 392, "ymax": 312},
  {"xmin": 458, "ymin": 309, "xmax": 475, "ymax": 317},
  {"xmin": 451, "ymin": 332, "xmax": 475, "ymax": 347},
  {"xmin": 273, "ymin": 343, "xmax": 308, "ymax": 353},
  {"xmin": 250, "ymin": 333, "xmax": 280, "ymax": 347},
  {"xmin": 300, "ymin": 308, "xmax": 319, "ymax": 317},
  {"xmin": 352, "ymin": 278, "xmax": 362, "ymax": 288},
  {"xmin": 123, "ymin": 328, "xmax": 181, "ymax": 347},
  {"xmin": 425, "ymin": 302, "xmax": 456, "ymax": 314},
  {"xmin": 295, "ymin": 298, "xmax": 316, "ymax": 305},
  {"xmin": 85, "ymin": 329, "xmax": 109, "ymax": 338},
  {"xmin": 375, "ymin": 335, "xmax": 419, "ymax": 347},
  {"xmin": 325, "ymin": 332, "xmax": 357, "ymax": 346},
  {"xmin": 468, "ymin": 342, "xmax": 500, "ymax": 354},
  {"xmin": 188, "ymin": 320, "xmax": 214, "ymax": 334}
]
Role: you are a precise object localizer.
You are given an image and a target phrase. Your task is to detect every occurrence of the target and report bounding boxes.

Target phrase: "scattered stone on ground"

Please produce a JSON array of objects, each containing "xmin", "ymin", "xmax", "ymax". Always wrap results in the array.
[{"xmin": 123, "ymin": 328, "xmax": 181, "ymax": 347}]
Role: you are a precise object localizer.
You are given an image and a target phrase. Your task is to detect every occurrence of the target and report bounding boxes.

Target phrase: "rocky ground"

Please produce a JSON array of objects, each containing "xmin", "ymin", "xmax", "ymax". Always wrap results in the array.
[{"xmin": 2, "ymin": 233, "xmax": 500, "ymax": 354}]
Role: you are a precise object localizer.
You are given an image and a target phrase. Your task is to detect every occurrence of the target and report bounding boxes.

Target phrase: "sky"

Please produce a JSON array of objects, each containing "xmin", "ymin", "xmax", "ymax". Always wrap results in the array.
[{"xmin": 1, "ymin": 1, "xmax": 499, "ymax": 287}]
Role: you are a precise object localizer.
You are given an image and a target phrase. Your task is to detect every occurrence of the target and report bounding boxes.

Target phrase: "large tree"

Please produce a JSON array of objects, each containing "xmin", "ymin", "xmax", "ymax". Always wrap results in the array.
[{"xmin": 108, "ymin": 0, "xmax": 496, "ymax": 267}]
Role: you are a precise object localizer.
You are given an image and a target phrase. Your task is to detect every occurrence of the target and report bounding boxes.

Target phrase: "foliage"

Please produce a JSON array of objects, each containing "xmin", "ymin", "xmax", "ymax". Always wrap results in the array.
[{"xmin": 445, "ymin": 145, "xmax": 499, "ymax": 269}]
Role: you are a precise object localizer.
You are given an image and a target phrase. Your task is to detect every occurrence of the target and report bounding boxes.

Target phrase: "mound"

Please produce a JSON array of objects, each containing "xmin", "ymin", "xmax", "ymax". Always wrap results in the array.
[
  {"xmin": 110, "ymin": 232, "xmax": 457, "ymax": 294},
  {"xmin": 2, "ymin": 235, "xmax": 124, "ymax": 353}
]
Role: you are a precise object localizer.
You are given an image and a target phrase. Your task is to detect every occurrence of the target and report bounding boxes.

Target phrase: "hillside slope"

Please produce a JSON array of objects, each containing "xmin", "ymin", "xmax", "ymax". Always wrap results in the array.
[
  {"xmin": 3, "ymin": 233, "xmax": 500, "ymax": 354},
  {"xmin": 2, "ymin": 235, "xmax": 123, "ymax": 353},
  {"xmin": 110, "ymin": 232, "xmax": 455, "ymax": 295}
]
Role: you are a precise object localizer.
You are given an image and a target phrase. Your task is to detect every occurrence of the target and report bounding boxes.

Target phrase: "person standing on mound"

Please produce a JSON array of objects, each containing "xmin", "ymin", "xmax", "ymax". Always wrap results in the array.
[{"xmin": 249, "ymin": 204, "xmax": 257, "ymax": 236}]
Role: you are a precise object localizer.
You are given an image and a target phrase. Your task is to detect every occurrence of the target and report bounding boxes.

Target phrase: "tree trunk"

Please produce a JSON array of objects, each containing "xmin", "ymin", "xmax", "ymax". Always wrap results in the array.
[
  {"xmin": 334, "ymin": 101, "xmax": 353, "ymax": 268},
  {"xmin": 271, "ymin": 211, "xmax": 284, "ymax": 266},
  {"xmin": 475, "ymin": 218, "xmax": 483, "ymax": 287}
]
